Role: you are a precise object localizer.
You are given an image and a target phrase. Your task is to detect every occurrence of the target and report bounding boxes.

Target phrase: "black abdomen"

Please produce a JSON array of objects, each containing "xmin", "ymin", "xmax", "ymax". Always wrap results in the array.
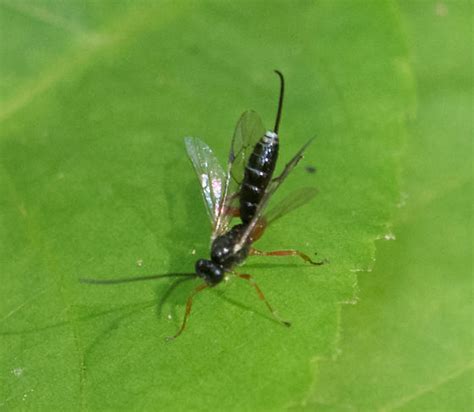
[{"xmin": 240, "ymin": 131, "xmax": 279, "ymax": 223}]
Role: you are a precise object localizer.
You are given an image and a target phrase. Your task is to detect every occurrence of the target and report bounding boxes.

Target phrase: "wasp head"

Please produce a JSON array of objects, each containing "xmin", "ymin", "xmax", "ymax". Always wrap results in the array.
[{"xmin": 195, "ymin": 259, "xmax": 224, "ymax": 286}]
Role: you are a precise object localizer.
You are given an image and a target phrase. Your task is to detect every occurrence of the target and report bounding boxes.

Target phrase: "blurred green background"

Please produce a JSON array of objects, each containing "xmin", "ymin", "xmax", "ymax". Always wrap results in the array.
[{"xmin": 0, "ymin": 0, "xmax": 471, "ymax": 411}]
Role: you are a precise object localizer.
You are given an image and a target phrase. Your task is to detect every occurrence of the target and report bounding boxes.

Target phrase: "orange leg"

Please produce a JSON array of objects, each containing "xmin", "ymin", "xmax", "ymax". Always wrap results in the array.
[
  {"xmin": 166, "ymin": 283, "xmax": 208, "ymax": 341},
  {"xmin": 224, "ymin": 206, "xmax": 240, "ymax": 218},
  {"xmin": 222, "ymin": 191, "xmax": 241, "ymax": 217},
  {"xmin": 250, "ymin": 217, "xmax": 268, "ymax": 242},
  {"xmin": 250, "ymin": 248, "xmax": 326, "ymax": 266},
  {"xmin": 236, "ymin": 273, "xmax": 291, "ymax": 327}
]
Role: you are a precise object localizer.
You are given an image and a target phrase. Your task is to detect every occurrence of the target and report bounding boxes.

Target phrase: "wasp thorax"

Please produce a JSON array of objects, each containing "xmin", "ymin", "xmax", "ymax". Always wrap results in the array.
[
  {"xmin": 211, "ymin": 224, "xmax": 250, "ymax": 269},
  {"xmin": 211, "ymin": 224, "xmax": 239, "ymax": 259},
  {"xmin": 195, "ymin": 259, "xmax": 224, "ymax": 286},
  {"xmin": 210, "ymin": 244, "xmax": 231, "ymax": 265}
]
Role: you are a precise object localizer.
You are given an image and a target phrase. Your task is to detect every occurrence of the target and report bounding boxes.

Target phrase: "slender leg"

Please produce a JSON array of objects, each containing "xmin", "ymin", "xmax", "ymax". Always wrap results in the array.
[
  {"xmin": 249, "ymin": 217, "xmax": 267, "ymax": 242},
  {"xmin": 250, "ymin": 247, "xmax": 326, "ymax": 266},
  {"xmin": 224, "ymin": 206, "xmax": 240, "ymax": 218},
  {"xmin": 236, "ymin": 273, "xmax": 291, "ymax": 327},
  {"xmin": 166, "ymin": 283, "xmax": 208, "ymax": 341}
]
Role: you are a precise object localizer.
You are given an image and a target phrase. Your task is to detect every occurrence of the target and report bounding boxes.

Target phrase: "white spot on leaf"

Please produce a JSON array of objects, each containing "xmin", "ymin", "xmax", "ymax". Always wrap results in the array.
[{"xmin": 11, "ymin": 367, "xmax": 24, "ymax": 377}]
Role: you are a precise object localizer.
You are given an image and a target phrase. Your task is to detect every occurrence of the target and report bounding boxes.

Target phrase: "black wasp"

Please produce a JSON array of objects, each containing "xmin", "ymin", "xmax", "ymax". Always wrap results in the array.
[{"xmin": 81, "ymin": 71, "xmax": 324, "ymax": 339}]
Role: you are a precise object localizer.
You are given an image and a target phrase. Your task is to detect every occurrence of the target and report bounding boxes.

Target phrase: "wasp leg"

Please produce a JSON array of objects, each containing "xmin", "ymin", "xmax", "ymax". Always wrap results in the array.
[
  {"xmin": 250, "ymin": 248, "xmax": 326, "ymax": 266},
  {"xmin": 249, "ymin": 217, "xmax": 268, "ymax": 242},
  {"xmin": 224, "ymin": 206, "xmax": 240, "ymax": 217},
  {"xmin": 166, "ymin": 283, "xmax": 208, "ymax": 341},
  {"xmin": 235, "ymin": 273, "xmax": 291, "ymax": 327}
]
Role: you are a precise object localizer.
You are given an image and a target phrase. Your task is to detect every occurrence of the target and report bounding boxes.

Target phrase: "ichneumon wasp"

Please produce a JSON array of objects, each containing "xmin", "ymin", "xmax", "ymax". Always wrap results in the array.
[{"xmin": 81, "ymin": 71, "xmax": 325, "ymax": 339}]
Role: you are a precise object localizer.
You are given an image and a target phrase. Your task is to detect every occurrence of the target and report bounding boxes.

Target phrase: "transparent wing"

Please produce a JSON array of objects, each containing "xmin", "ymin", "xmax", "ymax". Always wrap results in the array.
[
  {"xmin": 214, "ymin": 110, "xmax": 266, "ymax": 237},
  {"xmin": 228, "ymin": 110, "xmax": 266, "ymax": 188},
  {"xmin": 265, "ymin": 187, "xmax": 318, "ymax": 225},
  {"xmin": 185, "ymin": 137, "xmax": 226, "ymax": 227},
  {"xmin": 234, "ymin": 139, "xmax": 314, "ymax": 251}
]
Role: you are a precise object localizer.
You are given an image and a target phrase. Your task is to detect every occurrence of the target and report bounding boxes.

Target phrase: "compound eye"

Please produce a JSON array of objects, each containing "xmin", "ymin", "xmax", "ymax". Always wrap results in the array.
[
  {"xmin": 195, "ymin": 259, "xmax": 210, "ymax": 277},
  {"xmin": 212, "ymin": 266, "xmax": 224, "ymax": 283}
]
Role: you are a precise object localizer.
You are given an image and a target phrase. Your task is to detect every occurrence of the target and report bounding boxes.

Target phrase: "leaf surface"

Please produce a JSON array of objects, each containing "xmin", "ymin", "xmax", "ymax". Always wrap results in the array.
[
  {"xmin": 306, "ymin": 1, "xmax": 472, "ymax": 410},
  {"xmin": 0, "ymin": 1, "xmax": 413, "ymax": 409}
]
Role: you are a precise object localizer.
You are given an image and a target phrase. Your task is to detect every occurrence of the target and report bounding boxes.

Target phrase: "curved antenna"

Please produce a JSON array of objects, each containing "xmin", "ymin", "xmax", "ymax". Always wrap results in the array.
[
  {"xmin": 273, "ymin": 70, "xmax": 285, "ymax": 134},
  {"xmin": 80, "ymin": 272, "xmax": 197, "ymax": 285}
]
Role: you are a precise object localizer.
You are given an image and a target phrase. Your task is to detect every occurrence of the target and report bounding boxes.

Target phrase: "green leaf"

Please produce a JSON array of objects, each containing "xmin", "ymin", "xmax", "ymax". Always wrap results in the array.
[
  {"xmin": 0, "ymin": 1, "xmax": 413, "ymax": 410},
  {"xmin": 306, "ymin": 1, "xmax": 472, "ymax": 410}
]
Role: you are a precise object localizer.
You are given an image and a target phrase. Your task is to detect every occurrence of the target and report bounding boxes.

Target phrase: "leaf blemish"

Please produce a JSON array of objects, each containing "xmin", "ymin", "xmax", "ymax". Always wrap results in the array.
[{"xmin": 11, "ymin": 367, "xmax": 24, "ymax": 377}]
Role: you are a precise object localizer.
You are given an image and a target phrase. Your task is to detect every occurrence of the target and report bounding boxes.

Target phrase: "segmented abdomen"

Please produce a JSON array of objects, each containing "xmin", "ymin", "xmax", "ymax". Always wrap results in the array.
[{"xmin": 240, "ymin": 131, "xmax": 279, "ymax": 223}]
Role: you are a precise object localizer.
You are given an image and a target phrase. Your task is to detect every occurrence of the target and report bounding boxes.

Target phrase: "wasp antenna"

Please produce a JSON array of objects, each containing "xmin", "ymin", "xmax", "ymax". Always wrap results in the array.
[
  {"xmin": 273, "ymin": 70, "xmax": 285, "ymax": 134},
  {"xmin": 79, "ymin": 273, "xmax": 197, "ymax": 285}
]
